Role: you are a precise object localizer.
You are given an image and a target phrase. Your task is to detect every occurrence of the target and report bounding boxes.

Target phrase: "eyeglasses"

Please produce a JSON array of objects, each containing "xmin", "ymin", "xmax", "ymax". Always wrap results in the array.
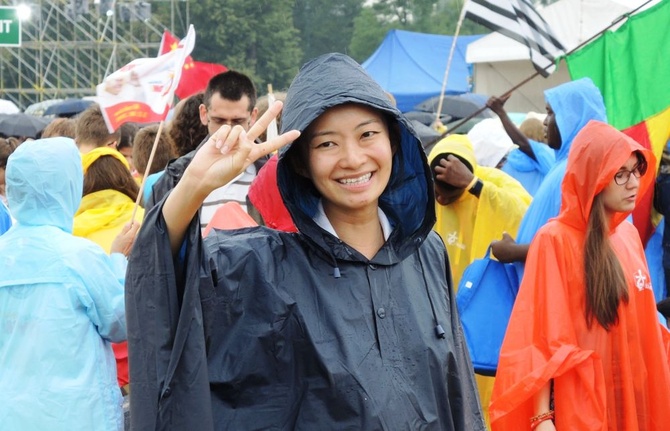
[
  {"xmin": 207, "ymin": 111, "xmax": 251, "ymax": 128},
  {"xmin": 613, "ymin": 161, "xmax": 647, "ymax": 186}
]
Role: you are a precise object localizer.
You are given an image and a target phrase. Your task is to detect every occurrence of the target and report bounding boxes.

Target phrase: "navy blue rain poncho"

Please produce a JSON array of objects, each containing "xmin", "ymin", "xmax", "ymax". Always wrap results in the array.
[{"xmin": 126, "ymin": 53, "xmax": 485, "ymax": 431}]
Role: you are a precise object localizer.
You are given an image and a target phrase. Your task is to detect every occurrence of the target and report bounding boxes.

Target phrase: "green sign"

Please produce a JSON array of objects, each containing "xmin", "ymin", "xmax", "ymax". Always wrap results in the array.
[{"xmin": 0, "ymin": 7, "xmax": 21, "ymax": 47}]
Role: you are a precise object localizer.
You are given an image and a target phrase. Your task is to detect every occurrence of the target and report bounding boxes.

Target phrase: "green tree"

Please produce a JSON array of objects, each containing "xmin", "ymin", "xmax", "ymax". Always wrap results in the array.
[
  {"xmin": 186, "ymin": 0, "xmax": 302, "ymax": 92},
  {"xmin": 293, "ymin": 0, "xmax": 364, "ymax": 63},
  {"xmin": 348, "ymin": 0, "xmax": 487, "ymax": 63},
  {"xmin": 348, "ymin": 7, "xmax": 392, "ymax": 62}
]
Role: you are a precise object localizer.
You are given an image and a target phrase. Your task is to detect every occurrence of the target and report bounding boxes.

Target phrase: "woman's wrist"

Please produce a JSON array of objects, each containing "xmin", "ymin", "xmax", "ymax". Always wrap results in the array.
[{"xmin": 530, "ymin": 410, "xmax": 554, "ymax": 430}]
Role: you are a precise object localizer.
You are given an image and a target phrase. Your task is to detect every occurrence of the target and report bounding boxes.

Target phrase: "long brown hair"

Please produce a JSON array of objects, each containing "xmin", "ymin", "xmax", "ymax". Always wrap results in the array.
[
  {"xmin": 83, "ymin": 155, "xmax": 139, "ymax": 202},
  {"xmin": 584, "ymin": 193, "xmax": 628, "ymax": 330}
]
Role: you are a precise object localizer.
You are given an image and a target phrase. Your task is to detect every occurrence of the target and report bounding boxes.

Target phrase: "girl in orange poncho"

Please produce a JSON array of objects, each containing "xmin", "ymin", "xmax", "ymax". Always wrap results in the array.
[{"xmin": 490, "ymin": 120, "xmax": 670, "ymax": 430}]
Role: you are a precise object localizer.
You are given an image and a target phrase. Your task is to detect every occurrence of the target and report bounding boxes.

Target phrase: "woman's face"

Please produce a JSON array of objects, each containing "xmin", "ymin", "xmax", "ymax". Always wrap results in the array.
[
  {"xmin": 305, "ymin": 104, "xmax": 393, "ymax": 217},
  {"xmin": 602, "ymin": 153, "xmax": 644, "ymax": 217}
]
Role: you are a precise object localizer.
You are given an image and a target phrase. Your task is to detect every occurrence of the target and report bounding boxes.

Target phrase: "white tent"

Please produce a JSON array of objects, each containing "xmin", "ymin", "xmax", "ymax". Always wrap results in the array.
[{"xmin": 466, "ymin": 0, "xmax": 659, "ymax": 112}]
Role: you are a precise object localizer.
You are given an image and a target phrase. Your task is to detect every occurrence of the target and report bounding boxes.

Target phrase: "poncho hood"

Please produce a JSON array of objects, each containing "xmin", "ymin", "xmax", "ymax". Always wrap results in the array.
[
  {"xmin": 277, "ymin": 53, "xmax": 434, "ymax": 263},
  {"xmin": 427, "ymin": 134, "xmax": 477, "ymax": 171},
  {"xmin": 6, "ymin": 138, "xmax": 82, "ymax": 233},
  {"xmin": 558, "ymin": 120, "xmax": 655, "ymax": 231},
  {"xmin": 545, "ymin": 77, "xmax": 607, "ymax": 162}
]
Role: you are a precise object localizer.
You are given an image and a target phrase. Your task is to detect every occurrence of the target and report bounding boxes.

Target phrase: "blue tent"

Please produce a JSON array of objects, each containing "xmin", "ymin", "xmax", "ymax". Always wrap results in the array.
[{"xmin": 362, "ymin": 30, "xmax": 484, "ymax": 112}]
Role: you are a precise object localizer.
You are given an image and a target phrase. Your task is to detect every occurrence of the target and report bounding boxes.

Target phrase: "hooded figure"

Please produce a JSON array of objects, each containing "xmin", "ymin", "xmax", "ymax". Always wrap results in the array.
[
  {"xmin": 515, "ymin": 78, "xmax": 607, "ymax": 245},
  {"xmin": 74, "ymin": 146, "xmax": 144, "ymax": 254},
  {"xmin": 126, "ymin": 53, "xmax": 485, "ymax": 430},
  {"xmin": 490, "ymin": 121, "xmax": 670, "ymax": 430},
  {"xmin": 427, "ymin": 134, "xmax": 531, "ymax": 286},
  {"xmin": 0, "ymin": 138, "xmax": 126, "ymax": 431}
]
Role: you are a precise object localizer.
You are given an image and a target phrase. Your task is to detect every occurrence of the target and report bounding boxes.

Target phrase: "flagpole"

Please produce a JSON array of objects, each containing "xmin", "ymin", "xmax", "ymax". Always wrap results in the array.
[
  {"xmin": 131, "ymin": 119, "xmax": 166, "ymax": 222},
  {"xmin": 431, "ymin": 0, "xmax": 655, "ymax": 142},
  {"xmin": 434, "ymin": 2, "xmax": 468, "ymax": 126}
]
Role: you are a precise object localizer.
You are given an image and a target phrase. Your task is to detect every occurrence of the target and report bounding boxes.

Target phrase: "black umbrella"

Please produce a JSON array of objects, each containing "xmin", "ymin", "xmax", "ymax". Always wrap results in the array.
[
  {"xmin": 403, "ymin": 111, "xmax": 452, "ymax": 127},
  {"xmin": 44, "ymin": 98, "xmax": 94, "ymax": 118},
  {"xmin": 414, "ymin": 93, "xmax": 494, "ymax": 120},
  {"xmin": 0, "ymin": 113, "xmax": 51, "ymax": 138},
  {"xmin": 408, "ymin": 120, "xmax": 440, "ymax": 150}
]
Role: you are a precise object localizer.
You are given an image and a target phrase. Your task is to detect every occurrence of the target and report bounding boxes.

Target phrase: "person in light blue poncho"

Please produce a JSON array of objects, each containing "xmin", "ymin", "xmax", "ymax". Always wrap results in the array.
[
  {"xmin": 486, "ymin": 95, "xmax": 555, "ymax": 197},
  {"xmin": 490, "ymin": 78, "xmax": 607, "ymax": 279},
  {"xmin": 0, "ymin": 138, "xmax": 137, "ymax": 431}
]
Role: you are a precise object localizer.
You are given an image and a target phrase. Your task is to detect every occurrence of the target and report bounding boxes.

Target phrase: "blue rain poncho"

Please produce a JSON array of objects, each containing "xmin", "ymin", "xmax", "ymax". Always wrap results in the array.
[
  {"xmin": 501, "ymin": 140, "xmax": 555, "ymax": 196},
  {"xmin": 0, "ymin": 138, "xmax": 127, "ymax": 431},
  {"xmin": 515, "ymin": 78, "xmax": 607, "ymax": 246},
  {"xmin": 512, "ymin": 79, "xmax": 606, "ymax": 283}
]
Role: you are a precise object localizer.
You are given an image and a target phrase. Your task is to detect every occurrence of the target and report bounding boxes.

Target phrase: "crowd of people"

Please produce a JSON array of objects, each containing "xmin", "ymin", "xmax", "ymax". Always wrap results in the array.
[{"xmin": 1, "ymin": 52, "xmax": 669, "ymax": 431}]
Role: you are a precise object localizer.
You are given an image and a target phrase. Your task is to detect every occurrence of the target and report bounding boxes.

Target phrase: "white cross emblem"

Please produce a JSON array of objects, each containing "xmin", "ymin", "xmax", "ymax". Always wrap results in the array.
[{"xmin": 634, "ymin": 269, "xmax": 646, "ymax": 291}]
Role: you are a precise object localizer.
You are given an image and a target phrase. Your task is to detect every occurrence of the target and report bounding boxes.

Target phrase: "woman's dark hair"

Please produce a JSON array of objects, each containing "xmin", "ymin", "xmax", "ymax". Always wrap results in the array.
[
  {"xmin": 583, "ymin": 153, "xmax": 648, "ymax": 330},
  {"xmin": 116, "ymin": 122, "xmax": 139, "ymax": 152},
  {"xmin": 83, "ymin": 155, "xmax": 139, "ymax": 202},
  {"xmin": 169, "ymin": 93, "xmax": 209, "ymax": 156}
]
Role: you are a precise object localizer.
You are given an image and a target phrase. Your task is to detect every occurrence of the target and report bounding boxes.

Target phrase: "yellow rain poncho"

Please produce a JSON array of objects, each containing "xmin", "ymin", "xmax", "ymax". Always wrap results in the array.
[
  {"xmin": 428, "ymin": 134, "xmax": 531, "ymax": 428},
  {"xmin": 74, "ymin": 189, "xmax": 143, "ymax": 253},
  {"xmin": 428, "ymin": 135, "xmax": 531, "ymax": 286}
]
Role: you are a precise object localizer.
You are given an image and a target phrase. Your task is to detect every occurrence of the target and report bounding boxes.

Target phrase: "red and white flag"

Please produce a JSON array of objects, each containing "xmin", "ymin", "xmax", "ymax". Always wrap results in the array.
[
  {"xmin": 159, "ymin": 30, "xmax": 227, "ymax": 100},
  {"xmin": 96, "ymin": 25, "xmax": 196, "ymax": 132}
]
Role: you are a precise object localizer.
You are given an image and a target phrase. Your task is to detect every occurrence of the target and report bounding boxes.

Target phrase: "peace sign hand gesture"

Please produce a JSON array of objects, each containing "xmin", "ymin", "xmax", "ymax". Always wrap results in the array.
[
  {"xmin": 163, "ymin": 100, "xmax": 300, "ymax": 254},
  {"xmin": 187, "ymin": 100, "xmax": 300, "ymax": 195}
]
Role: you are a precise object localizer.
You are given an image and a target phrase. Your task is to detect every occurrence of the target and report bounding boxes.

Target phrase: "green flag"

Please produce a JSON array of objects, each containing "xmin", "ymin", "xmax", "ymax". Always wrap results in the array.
[{"xmin": 565, "ymin": 0, "xmax": 670, "ymax": 131}]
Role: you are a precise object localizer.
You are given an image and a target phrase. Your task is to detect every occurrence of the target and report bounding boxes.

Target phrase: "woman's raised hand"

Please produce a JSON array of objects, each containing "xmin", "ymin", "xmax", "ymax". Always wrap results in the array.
[{"xmin": 185, "ymin": 100, "xmax": 300, "ymax": 195}]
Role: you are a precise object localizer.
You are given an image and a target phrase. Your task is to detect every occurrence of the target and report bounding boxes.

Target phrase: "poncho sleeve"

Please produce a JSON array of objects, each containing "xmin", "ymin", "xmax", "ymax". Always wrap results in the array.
[
  {"xmin": 528, "ymin": 139, "xmax": 555, "ymax": 175},
  {"xmin": 126, "ymin": 196, "xmax": 215, "ymax": 431}
]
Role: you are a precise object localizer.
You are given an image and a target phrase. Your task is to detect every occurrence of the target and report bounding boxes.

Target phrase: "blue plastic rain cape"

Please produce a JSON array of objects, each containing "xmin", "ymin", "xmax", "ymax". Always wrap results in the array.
[
  {"xmin": 501, "ymin": 139, "xmax": 555, "ymax": 196},
  {"xmin": 456, "ymin": 248, "xmax": 519, "ymax": 376},
  {"xmin": 514, "ymin": 78, "xmax": 607, "ymax": 280},
  {"xmin": 0, "ymin": 138, "xmax": 126, "ymax": 431}
]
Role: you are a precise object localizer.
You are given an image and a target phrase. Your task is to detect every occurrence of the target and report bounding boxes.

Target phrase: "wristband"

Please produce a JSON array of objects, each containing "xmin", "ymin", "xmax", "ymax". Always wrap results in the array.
[
  {"xmin": 530, "ymin": 410, "xmax": 555, "ymax": 430},
  {"xmin": 465, "ymin": 176, "xmax": 479, "ymax": 191},
  {"xmin": 468, "ymin": 178, "xmax": 483, "ymax": 197}
]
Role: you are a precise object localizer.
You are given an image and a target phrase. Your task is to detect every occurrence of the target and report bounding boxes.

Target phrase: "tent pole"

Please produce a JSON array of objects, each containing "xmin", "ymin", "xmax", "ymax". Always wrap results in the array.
[{"xmin": 434, "ymin": 1, "xmax": 469, "ymax": 126}]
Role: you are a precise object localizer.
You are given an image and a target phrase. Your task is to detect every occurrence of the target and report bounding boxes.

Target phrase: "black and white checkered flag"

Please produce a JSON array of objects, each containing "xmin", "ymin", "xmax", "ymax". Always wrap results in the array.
[{"xmin": 463, "ymin": 0, "xmax": 566, "ymax": 76}]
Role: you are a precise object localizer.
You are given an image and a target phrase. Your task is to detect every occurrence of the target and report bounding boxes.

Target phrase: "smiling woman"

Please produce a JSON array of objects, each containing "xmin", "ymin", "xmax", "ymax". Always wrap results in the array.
[{"xmin": 126, "ymin": 53, "xmax": 485, "ymax": 430}]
